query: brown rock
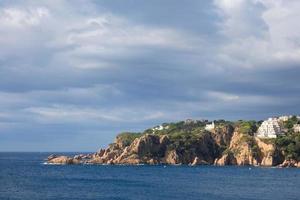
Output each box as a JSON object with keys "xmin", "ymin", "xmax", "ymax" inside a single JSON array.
[
  {"xmin": 72, "ymin": 158, "xmax": 81, "ymax": 164},
  {"xmin": 211, "ymin": 125, "xmax": 234, "ymax": 147},
  {"xmin": 107, "ymin": 159, "xmax": 114, "ymax": 165},
  {"xmin": 74, "ymin": 154, "xmax": 85, "ymax": 160},
  {"xmin": 116, "ymin": 154, "xmax": 143, "ymax": 165},
  {"xmin": 159, "ymin": 135, "xmax": 170, "ymax": 146},
  {"xmin": 87, "ymin": 157, "xmax": 105, "ymax": 164},
  {"xmin": 47, "ymin": 154, "xmax": 57, "ymax": 160},
  {"xmin": 255, "ymin": 138, "xmax": 276, "ymax": 166},
  {"xmin": 148, "ymin": 158, "xmax": 159, "ymax": 165},
  {"xmin": 214, "ymin": 153, "xmax": 237, "ymax": 166},
  {"xmin": 96, "ymin": 149, "xmax": 105, "ymax": 157},
  {"xmin": 227, "ymin": 131, "xmax": 258, "ymax": 165},
  {"xmin": 191, "ymin": 157, "xmax": 208, "ymax": 166},
  {"xmin": 279, "ymin": 159, "xmax": 298, "ymax": 168},
  {"xmin": 164, "ymin": 150, "xmax": 181, "ymax": 164},
  {"xmin": 129, "ymin": 134, "xmax": 161, "ymax": 156},
  {"xmin": 47, "ymin": 156, "xmax": 75, "ymax": 164}
]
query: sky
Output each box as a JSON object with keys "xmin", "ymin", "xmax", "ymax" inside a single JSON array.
[{"xmin": 0, "ymin": 0, "xmax": 300, "ymax": 151}]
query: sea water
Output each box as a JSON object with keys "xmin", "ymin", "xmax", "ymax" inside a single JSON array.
[{"xmin": 1, "ymin": 152, "xmax": 300, "ymax": 200}]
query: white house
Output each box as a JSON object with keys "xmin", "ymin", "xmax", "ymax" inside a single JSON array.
[
  {"xmin": 256, "ymin": 118, "xmax": 284, "ymax": 138},
  {"xmin": 152, "ymin": 125, "xmax": 169, "ymax": 133},
  {"xmin": 205, "ymin": 122, "xmax": 215, "ymax": 131},
  {"xmin": 294, "ymin": 124, "xmax": 300, "ymax": 133},
  {"xmin": 278, "ymin": 115, "xmax": 292, "ymax": 122}
]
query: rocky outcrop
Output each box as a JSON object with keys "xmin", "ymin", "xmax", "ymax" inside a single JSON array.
[
  {"xmin": 117, "ymin": 134, "xmax": 168, "ymax": 164},
  {"xmin": 228, "ymin": 131, "xmax": 259, "ymax": 165},
  {"xmin": 213, "ymin": 130, "xmax": 286, "ymax": 167},
  {"xmin": 211, "ymin": 125, "xmax": 234, "ymax": 147},
  {"xmin": 45, "ymin": 124, "xmax": 299, "ymax": 168},
  {"xmin": 191, "ymin": 157, "xmax": 208, "ymax": 166},
  {"xmin": 164, "ymin": 150, "xmax": 181, "ymax": 164},
  {"xmin": 214, "ymin": 130, "xmax": 258, "ymax": 166},
  {"xmin": 278, "ymin": 159, "xmax": 300, "ymax": 168},
  {"xmin": 47, "ymin": 155, "xmax": 79, "ymax": 165},
  {"xmin": 129, "ymin": 134, "xmax": 162, "ymax": 157},
  {"xmin": 255, "ymin": 138, "xmax": 283, "ymax": 166},
  {"xmin": 214, "ymin": 152, "xmax": 237, "ymax": 166},
  {"xmin": 86, "ymin": 134, "xmax": 171, "ymax": 165}
]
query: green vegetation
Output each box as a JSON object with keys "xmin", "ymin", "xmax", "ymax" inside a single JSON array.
[
  {"xmin": 275, "ymin": 133, "xmax": 300, "ymax": 160},
  {"xmin": 145, "ymin": 120, "xmax": 207, "ymax": 139},
  {"xmin": 235, "ymin": 120, "xmax": 258, "ymax": 135},
  {"xmin": 213, "ymin": 119, "xmax": 234, "ymax": 127},
  {"xmin": 251, "ymin": 144, "xmax": 260, "ymax": 158},
  {"xmin": 284, "ymin": 116, "xmax": 299, "ymax": 130},
  {"xmin": 116, "ymin": 132, "xmax": 143, "ymax": 147},
  {"xmin": 222, "ymin": 148, "xmax": 233, "ymax": 156},
  {"xmin": 240, "ymin": 134, "xmax": 253, "ymax": 144}
]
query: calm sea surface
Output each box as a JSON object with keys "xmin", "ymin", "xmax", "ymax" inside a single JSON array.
[{"xmin": 1, "ymin": 152, "xmax": 300, "ymax": 200}]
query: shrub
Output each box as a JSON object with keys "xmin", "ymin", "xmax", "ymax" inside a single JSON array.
[
  {"xmin": 236, "ymin": 120, "xmax": 258, "ymax": 135},
  {"xmin": 116, "ymin": 132, "xmax": 143, "ymax": 147},
  {"xmin": 275, "ymin": 133, "xmax": 300, "ymax": 160},
  {"xmin": 284, "ymin": 116, "xmax": 299, "ymax": 130}
]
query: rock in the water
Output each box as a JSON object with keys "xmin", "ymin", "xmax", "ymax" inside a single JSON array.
[
  {"xmin": 47, "ymin": 154, "xmax": 57, "ymax": 160},
  {"xmin": 191, "ymin": 157, "xmax": 208, "ymax": 166},
  {"xmin": 47, "ymin": 156, "xmax": 75, "ymax": 165},
  {"xmin": 279, "ymin": 159, "xmax": 298, "ymax": 168},
  {"xmin": 214, "ymin": 152, "xmax": 237, "ymax": 166}
]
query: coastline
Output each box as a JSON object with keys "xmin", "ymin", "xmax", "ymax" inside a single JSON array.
[{"xmin": 46, "ymin": 118, "xmax": 300, "ymax": 168}]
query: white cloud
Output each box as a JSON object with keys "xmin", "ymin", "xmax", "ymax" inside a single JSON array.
[
  {"xmin": 0, "ymin": 7, "xmax": 49, "ymax": 27},
  {"xmin": 56, "ymin": 15, "xmax": 196, "ymax": 69},
  {"xmin": 260, "ymin": 0, "xmax": 300, "ymax": 62},
  {"xmin": 0, "ymin": 4, "xmax": 198, "ymax": 72},
  {"xmin": 214, "ymin": 0, "xmax": 300, "ymax": 69}
]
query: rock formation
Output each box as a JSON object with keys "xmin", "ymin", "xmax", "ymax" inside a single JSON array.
[
  {"xmin": 45, "ymin": 120, "xmax": 300, "ymax": 168},
  {"xmin": 47, "ymin": 155, "xmax": 80, "ymax": 165},
  {"xmin": 279, "ymin": 159, "xmax": 300, "ymax": 168}
]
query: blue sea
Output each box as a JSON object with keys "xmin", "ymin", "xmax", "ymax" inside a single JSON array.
[{"xmin": 1, "ymin": 153, "xmax": 300, "ymax": 200}]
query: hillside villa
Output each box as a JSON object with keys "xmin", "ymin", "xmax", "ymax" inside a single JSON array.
[
  {"xmin": 205, "ymin": 122, "xmax": 215, "ymax": 131},
  {"xmin": 256, "ymin": 118, "xmax": 284, "ymax": 138},
  {"xmin": 294, "ymin": 124, "xmax": 300, "ymax": 133}
]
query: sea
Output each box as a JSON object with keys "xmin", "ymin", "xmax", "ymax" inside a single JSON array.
[{"xmin": 1, "ymin": 152, "xmax": 300, "ymax": 200}]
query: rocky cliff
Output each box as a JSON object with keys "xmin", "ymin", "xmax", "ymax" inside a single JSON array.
[{"xmin": 46, "ymin": 119, "xmax": 300, "ymax": 168}]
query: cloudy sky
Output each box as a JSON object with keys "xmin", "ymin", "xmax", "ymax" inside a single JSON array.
[{"xmin": 0, "ymin": 0, "xmax": 300, "ymax": 151}]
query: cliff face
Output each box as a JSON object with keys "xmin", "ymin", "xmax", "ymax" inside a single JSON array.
[
  {"xmin": 255, "ymin": 138, "xmax": 283, "ymax": 166},
  {"xmin": 46, "ymin": 121, "xmax": 298, "ymax": 167},
  {"xmin": 83, "ymin": 132, "xmax": 218, "ymax": 165},
  {"xmin": 214, "ymin": 130, "xmax": 284, "ymax": 166}
]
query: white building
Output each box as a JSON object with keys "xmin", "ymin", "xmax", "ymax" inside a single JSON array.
[
  {"xmin": 256, "ymin": 118, "xmax": 284, "ymax": 138},
  {"xmin": 294, "ymin": 124, "xmax": 300, "ymax": 133},
  {"xmin": 153, "ymin": 125, "xmax": 164, "ymax": 131},
  {"xmin": 205, "ymin": 122, "xmax": 215, "ymax": 131},
  {"xmin": 152, "ymin": 125, "xmax": 169, "ymax": 133},
  {"xmin": 278, "ymin": 115, "xmax": 292, "ymax": 122}
]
